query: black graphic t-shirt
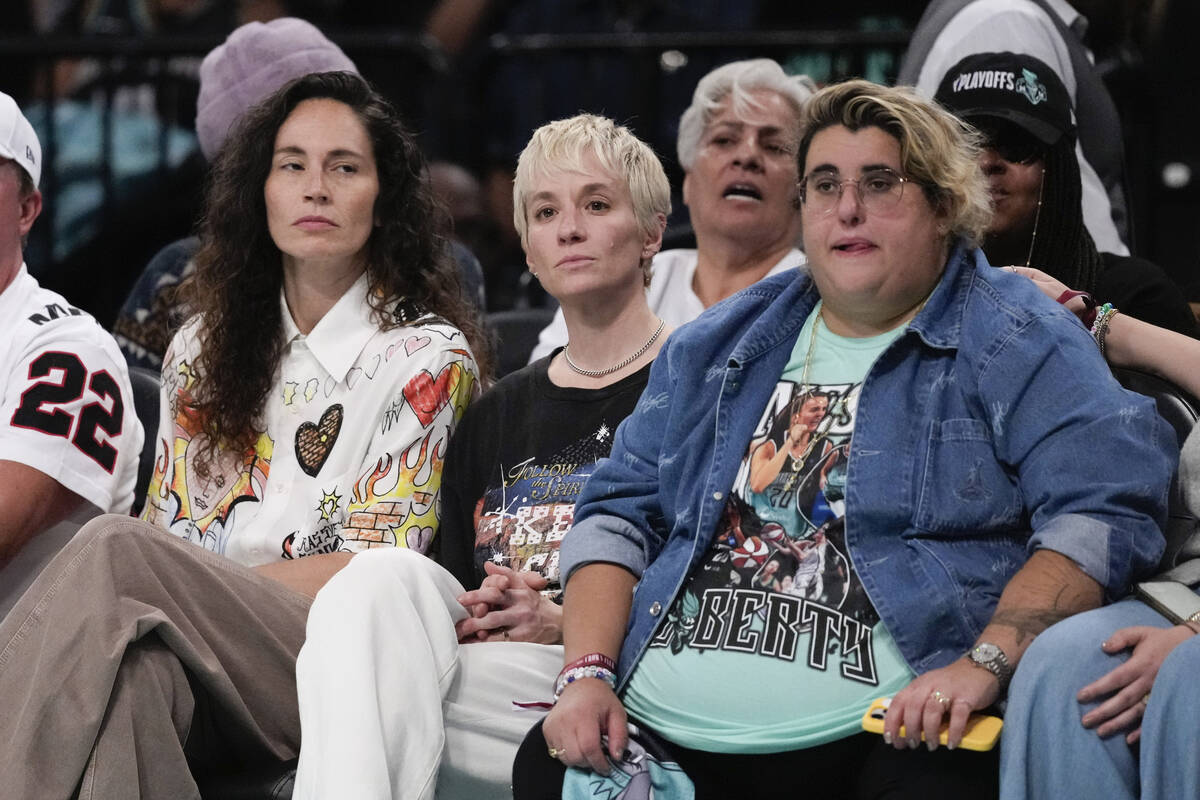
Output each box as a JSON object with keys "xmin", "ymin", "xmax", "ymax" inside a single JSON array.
[
  {"xmin": 436, "ymin": 352, "xmax": 651, "ymax": 592},
  {"xmin": 623, "ymin": 306, "xmax": 913, "ymax": 752}
]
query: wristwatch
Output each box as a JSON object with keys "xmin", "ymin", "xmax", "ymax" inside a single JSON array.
[{"xmin": 968, "ymin": 642, "xmax": 1014, "ymax": 693}]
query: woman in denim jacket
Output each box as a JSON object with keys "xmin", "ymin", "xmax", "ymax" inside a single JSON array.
[{"xmin": 515, "ymin": 80, "xmax": 1175, "ymax": 800}]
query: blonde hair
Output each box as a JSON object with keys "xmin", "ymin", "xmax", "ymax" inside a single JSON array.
[
  {"xmin": 798, "ymin": 80, "xmax": 992, "ymax": 246},
  {"xmin": 513, "ymin": 114, "xmax": 671, "ymax": 285}
]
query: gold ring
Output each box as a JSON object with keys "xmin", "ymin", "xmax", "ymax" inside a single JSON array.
[
  {"xmin": 502, "ymin": 629, "xmax": 511, "ymax": 641},
  {"xmin": 931, "ymin": 690, "xmax": 951, "ymax": 708},
  {"xmin": 548, "ymin": 746, "xmax": 563, "ymax": 759}
]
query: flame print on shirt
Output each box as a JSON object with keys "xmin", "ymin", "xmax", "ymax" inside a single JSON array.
[
  {"xmin": 288, "ymin": 355, "xmax": 476, "ymax": 558},
  {"xmin": 142, "ymin": 358, "xmax": 273, "ymax": 556}
]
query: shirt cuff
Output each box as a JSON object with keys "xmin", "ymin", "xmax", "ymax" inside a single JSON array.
[
  {"xmin": 560, "ymin": 514, "xmax": 651, "ymax": 586},
  {"xmin": 1028, "ymin": 511, "xmax": 1163, "ymax": 596}
]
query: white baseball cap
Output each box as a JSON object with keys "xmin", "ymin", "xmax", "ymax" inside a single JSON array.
[{"xmin": 0, "ymin": 91, "xmax": 41, "ymax": 188}]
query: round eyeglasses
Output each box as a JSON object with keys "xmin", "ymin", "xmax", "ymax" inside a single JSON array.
[{"xmin": 799, "ymin": 167, "xmax": 912, "ymax": 215}]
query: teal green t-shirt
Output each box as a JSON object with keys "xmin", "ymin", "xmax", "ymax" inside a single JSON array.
[{"xmin": 623, "ymin": 304, "xmax": 915, "ymax": 753}]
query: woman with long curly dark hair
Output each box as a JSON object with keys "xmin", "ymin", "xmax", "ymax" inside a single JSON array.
[
  {"xmin": 186, "ymin": 70, "xmax": 488, "ymax": 462},
  {"xmin": 0, "ymin": 72, "xmax": 482, "ymax": 797},
  {"xmin": 140, "ymin": 70, "xmax": 485, "ymax": 568}
]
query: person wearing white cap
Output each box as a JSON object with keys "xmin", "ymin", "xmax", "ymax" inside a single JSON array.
[{"xmin": 0, "ymin": 91, "xmax": 142, "ymax": 612}]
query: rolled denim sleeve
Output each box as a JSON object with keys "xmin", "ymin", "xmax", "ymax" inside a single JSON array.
[
  {"xmin": 980, "ymin": 312, "xmax": 1175, "ymax": 596},
  {"xmin": 560, "ymin": 347, "xmax": 678, "ymax": 585}
]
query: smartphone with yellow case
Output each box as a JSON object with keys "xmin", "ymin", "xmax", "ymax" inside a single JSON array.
[{"xmin": 861, "ymin": 696, "xmax": 1003, "ymax": 751}]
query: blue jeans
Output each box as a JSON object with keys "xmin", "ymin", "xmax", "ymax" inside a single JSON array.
[
  {"xmin": 1142, "ymin": 631, "xmax": 1200, "ymax": 799},
  {"xmin": 1000, "ymin": 598, "xmax": 1195, "ymax": 800}
]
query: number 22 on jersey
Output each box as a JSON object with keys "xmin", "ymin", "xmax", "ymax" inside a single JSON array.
[{"xmin": 11, "ymin": 351, "xmax": 125, "ymax": 472}]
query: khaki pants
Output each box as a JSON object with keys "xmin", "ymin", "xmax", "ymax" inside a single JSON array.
[{"xmin": 0, "ymin": 514, "xmax": 311, "ymax": 800}]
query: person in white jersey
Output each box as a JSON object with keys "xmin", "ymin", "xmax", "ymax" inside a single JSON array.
[{"xmin": 0, "ymin": 90, "xmax": 142, "ymax": 613}]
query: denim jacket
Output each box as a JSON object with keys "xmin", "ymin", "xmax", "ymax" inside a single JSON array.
[{"xmin": 561, "ymin": 243, "xmax": 1175, "ymax": 684}]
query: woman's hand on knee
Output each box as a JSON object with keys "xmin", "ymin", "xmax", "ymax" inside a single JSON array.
[
  {"xmin": 1078, "ymin": 624, "xmax": 1195, "ymax": 742},
  {"xmin": 543, "ymin": 679, "xmax": 627, "ymax": 774}
]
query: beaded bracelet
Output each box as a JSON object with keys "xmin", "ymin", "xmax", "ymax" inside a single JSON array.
[
  {"xmin": 553, "ymin": 665, "xmax": 617, "ymax": 700},
  {"xmin": 1089, "ymin": 303, "xmax": 1118, "ymax": 358},
  {"xmin": 559, "ymin": 652, "xmax": 617, "ymax": 677}
]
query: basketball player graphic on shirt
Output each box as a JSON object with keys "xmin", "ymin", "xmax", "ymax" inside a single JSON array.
[
  {"xmin": 746, "ymin": 390, "xmax": 832, "ymax": 512},
  {"xmin": 652, "ymin": 380, "xmax": 882, "ymax": 659}
]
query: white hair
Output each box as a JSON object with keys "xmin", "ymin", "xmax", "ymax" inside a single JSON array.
[{"xmin": 676, "ymin": 59, "xmax": 817, "ymax": 171}]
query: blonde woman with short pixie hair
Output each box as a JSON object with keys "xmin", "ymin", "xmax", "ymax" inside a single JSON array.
[
  {"xmin": 513, "ymin": 114, "xmax": 670, "ymax": 288},
  {"xmin": 293, "ymin": 113, "xmax": 671, "ymax": 800}
]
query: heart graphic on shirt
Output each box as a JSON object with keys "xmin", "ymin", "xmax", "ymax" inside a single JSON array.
[
  {"xmin": 347, "ymin": 354, "xmax": 382, "ymax": 389},
  {"xmin": 406, "ymin": 525, "xmax": 434, "ymax": 552},
  {"xmin": 295, "ymin": 404, "xmax": 344, "ymax": 477},
  {"xmin": 404, "ymin": 335, "xmax": 431, "ymax": 356},
  {"xmin": 402, "ymin": 364, "xmax": 456, "ymax": 427}
]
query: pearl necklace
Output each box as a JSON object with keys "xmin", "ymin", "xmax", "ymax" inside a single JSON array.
[{"xmin": 563, "ymin": 319, "xmax": 666, "ymax": 378}]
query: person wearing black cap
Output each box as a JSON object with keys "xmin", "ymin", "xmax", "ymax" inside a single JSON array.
[
  {"xmin": 934, "ymin": 51, "xmax": 1197, "ymax": 338},
  {"xmin": 899, "ymin": 0, "xmax": 1131, "ymax": 258}
]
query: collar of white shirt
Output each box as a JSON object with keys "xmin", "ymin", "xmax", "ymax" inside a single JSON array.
[{"xmin": 279, "ymin": 272, "xmax": 379, "ymax": 383}]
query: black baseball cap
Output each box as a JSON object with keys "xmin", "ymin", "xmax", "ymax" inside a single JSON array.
[{"xmin": 934, "ymin": 51, "xmax": 1075, "ymax": 146}]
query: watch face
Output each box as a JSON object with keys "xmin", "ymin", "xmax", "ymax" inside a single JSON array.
[{"xmin": 974, "ymin": 643, "xmax": 1000, "ymax": 661}]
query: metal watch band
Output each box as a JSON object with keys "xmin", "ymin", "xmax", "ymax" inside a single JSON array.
[{"xmin": 968, "ymin": 642, "xmax": 1014, "ymax": 692}]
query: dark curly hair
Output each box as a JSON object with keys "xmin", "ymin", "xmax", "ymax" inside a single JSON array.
[{"xmin": 187, "ymin": 71, "xmax": 489, "ymax": 460}]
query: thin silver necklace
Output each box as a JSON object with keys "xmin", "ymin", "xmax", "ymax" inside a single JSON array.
[{"xmin": 563, "ymin": 318, "xmax": 665, "ymax": 378}]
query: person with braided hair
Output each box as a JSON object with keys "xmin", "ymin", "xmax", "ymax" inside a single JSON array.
[{"xmin": 934, "ymin": 51, "xmax": 1197, "ymax": 337}]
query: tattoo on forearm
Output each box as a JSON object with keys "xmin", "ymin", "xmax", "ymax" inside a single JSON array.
[{"xmin": 990, "ymin": 609, "xmax": 1073, "ymax": 647}]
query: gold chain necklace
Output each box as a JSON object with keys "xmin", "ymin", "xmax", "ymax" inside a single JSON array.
[
  {"xmin": 1024, "ymin": 166, "xmax": 1046, "ymax": 268},
  {"xmin": 798, "ymin": 303, "xmax": 822, "ymax": 394},
  {"xmin": 781, "ymin": 306, "xmax": 831, "ymax": 493}
]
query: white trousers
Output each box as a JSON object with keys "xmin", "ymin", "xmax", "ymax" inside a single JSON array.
[{"xmin": 293, "ymin": 548, "xmax": 561, "ymax": 800}]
